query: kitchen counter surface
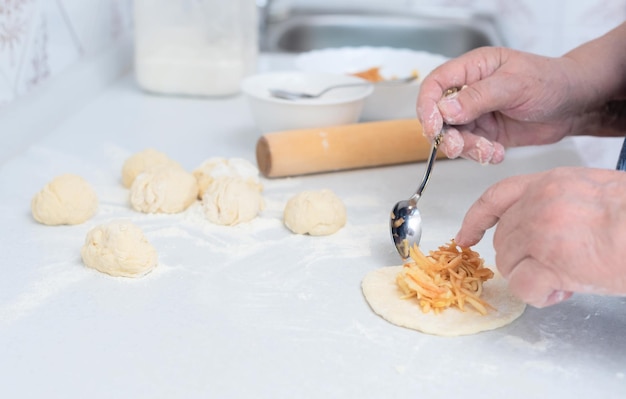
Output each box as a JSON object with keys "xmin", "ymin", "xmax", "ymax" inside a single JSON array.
[{"xmin": 1, "ymin": 54, "xmax": 625, "ymax": 398}]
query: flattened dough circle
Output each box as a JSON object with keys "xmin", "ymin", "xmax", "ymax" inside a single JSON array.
[{"xmin": 362, "ymin": 266, "xmax": 526, "ymax": 336}]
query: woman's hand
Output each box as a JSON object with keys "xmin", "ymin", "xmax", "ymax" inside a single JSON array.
[{"xmin": 455, "ymin": 167, "xmax": 626, "ymax": 307}]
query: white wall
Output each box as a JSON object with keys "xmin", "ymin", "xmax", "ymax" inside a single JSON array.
[
  {"xmin": 489, "ymin": 0, "xmax": 626, "ymax": 55},
  {"xmin": 0, "ymin": 0, "xmax": 133, "ymax": 109}
]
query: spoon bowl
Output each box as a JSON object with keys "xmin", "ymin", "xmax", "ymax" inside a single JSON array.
[{"xmin": 390, "ymin": 197, "xmax": 423, "ymax": 259}]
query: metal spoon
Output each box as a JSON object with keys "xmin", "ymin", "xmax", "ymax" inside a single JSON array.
[
  {"xmin": 268, "ymin": 75, "xmax": 417, "ymax": 100},
  {"xmin": 390, "ymin": 129, "xmax": 446, "ymax": 259}
]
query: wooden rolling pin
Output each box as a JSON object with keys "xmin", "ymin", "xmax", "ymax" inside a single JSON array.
[{"xmin": 256, "ymin": 119, "xmax": 446, "ymax": 178}]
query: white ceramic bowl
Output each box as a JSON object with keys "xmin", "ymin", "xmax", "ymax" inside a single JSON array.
[
  {"xmin": 295, "ymin": 47, "xmax": 449, "ymax": 121},
  {"xmin": 241, "ymin": 71, "xmax": 373, "ymax": 134}
]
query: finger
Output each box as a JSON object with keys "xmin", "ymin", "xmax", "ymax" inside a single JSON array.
[
  {"xmin": 417, "ymin": 94, "xmax": 444, "ymax": 142},
  {"xmin": 440, "ymin": 127, "xmax": 504, "ymax": 164},
  {"xmin": 439, "ymin": 128, "xmax": 464, "ymax": 159},
  {"xmin": 506, "ymin": 257, "xmax": 570, "ymax": 308},
  {"xmin": 437, "ymin": 66, "xmax": 529, "ymax": 126},
  {"xmin": 436, "ymin": 81, "xmax": 506, "ymax": 125},
  {"xmin": 454, "ymin": 174, "xmax": 537, "ymax": 247},
  {"xmin": 426, "ymin": 47, "xmax": 510, "ymax": 125},
  {"xmin": 459, "ymin": 132, "xmax": 497, "ymax": 164},
  {"xmin": 491, "ymin": 142, "xmax": 506, "ymax": 164},
  {"xmin": 417, "ymin": 51, "xmax": 489, "ymax": 141},
  {"xmin": 439, "ymin": 116, "xmax": 506, "ymax": 164}
]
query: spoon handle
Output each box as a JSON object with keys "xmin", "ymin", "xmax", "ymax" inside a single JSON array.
[
  {"xmin": 414, "ymin": 130, "xmax": 445, "ymax": 199},
  {"xmin": 314, "ymin": 81, "xmax": 372, "ymax": 97},
  {"xmin": 315, "ymin": 76, "xmax": 417, "ymax": 96}
]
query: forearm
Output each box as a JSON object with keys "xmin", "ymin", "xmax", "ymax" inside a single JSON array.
[
  {"xmin": 562, "ymin": 22, "xmax": 626, "ymax": 137},
  {"xmin": 563, "ymin": 22, "xmax": 626, "ymax": 102}
]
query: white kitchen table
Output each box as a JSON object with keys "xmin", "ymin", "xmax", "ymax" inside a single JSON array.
[{"xmin": 0, "ymin": 53, "xmax": 624, "ymax": 399}]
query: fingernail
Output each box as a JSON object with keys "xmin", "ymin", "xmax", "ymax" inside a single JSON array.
[
  {"xmin": 453, "ymin": 232, "xmax": 464, "ymax": 246},
  {"xmin": 442, "ymin": 129, "xmax": 463, "ymax": 158},
  {"xmin": 490, "ymin": 143, "xmax": 506, "ymax": 164},
  {"xmin": 466, "ymin": 137, "xmax": 494, "ymax": 164},
  {"xmin": 418, "ymin": 108, "xmax": 443, "ymax": 141},
  {"xmin": 438, "ymin": 97, "xmax": 463, "ymax": 123},
  {"xmin": 543, "ymin": 290, "xmax": 572, "ymax": 307}
]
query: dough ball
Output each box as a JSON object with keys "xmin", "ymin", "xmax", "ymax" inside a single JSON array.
[
  {"xmin": 130, "ymin": 165, "xmax": 198, "ymax": 214},
  {"xmin": 283, "ymin": 189, "xmax": 346, "ymax": 236},
  {"xmin": 193, "ymin": 157, "xmax": 260, "ymax": 199},
  {"xmin": 121, "ymin": 148, "xmax": 180, "ymax": 188},
  {"xmin": 202, "ymin": 177, "xmax": 264, "ymax": 225},
  {"xmin": 31, "ymin": 174, "xmax": 98, "ymax": 225},
  {"xmin": 81, "ymin": 221, "xmax": 157, "ymax": 278},
  {"xmin": 362, "ymin": 266, "xmax": 526, "ymax": 336}
]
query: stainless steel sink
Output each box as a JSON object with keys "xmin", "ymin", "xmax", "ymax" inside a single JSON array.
[{"xmin": 261, "ymin": 8, "xmax": 505, "ymax": 57}]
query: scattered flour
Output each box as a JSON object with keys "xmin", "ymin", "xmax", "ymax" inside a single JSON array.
[
  {"xmin": 500, "ymin": 334, "xmax": 552, "ymax": 352},
  {"xmin": 522, "ymin": 360, "xmax": 576, "ymax": 377},
  {"xmin": 0, "ymin": 262, "xmax": 88, "ymax": 324},
  {"xmin": 8, "ymin": 146, "xmax": 388, "ymax": 327}
]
